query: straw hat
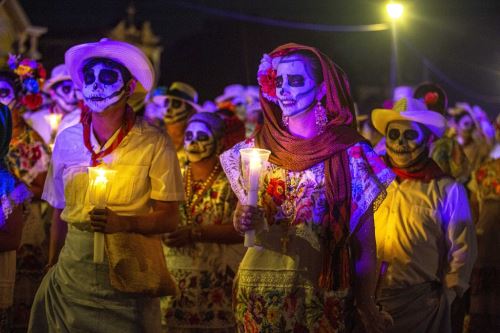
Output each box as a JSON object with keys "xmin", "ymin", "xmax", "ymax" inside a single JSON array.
[
  {"xmin": 372, "ymin": 98, "xmax": 446, "ymax": 138},
  {"xmin": 153, "ymin": 82, "xmax": 201, "ymax": 111},
  {"xmin": 65, "ymin": 38, "xmax": 154, "ymax": 104}
]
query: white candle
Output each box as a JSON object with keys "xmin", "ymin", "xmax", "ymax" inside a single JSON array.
[
  {"xmin": 45, "ymin": 114, "xmax": 62, "ymax": 145},
  {"xmin": 240, "ymin": 148, "xmax": 271, "ymax": 247},
  {"xmin": 88, "ymin": 168, "xmax": 112, "ymax": 263}
]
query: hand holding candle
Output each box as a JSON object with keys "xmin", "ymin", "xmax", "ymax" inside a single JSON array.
[
  {"xmin": 240, "ymin": 148, "xmax": 271, "ymax": 247},
  {"xmin": 88, "ymin": 167, "xmax": 116, "ymax": 263}
]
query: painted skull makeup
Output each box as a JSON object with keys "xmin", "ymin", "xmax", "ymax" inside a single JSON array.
[
  {"xmin": 184, "ymin": 121, "xmax": 216, "ymax": 162},
  {"xmin": 385, "ymin": 120, "xmax": 427, "ymax": 168},
  {"xmin": 164, "ymin": 97, "xmax": 192, "ymax": 124},
  {"xmin": 275, "ymin": 58, "xmax": 318, "ymax": 118},
  {"xmin": 81, "ymin": 63, "xmax": 125, "ymax": 113},
  {"xmin": 52, "ymin": 80, "xmax": 78, "ymax": 112},
  {"xmin": 457, "ymin": 114, "xmax": 474, "ymax": 138},
  {"xmin": 0, "ymin": 80, "xmax": 15, "ymax": 107}
]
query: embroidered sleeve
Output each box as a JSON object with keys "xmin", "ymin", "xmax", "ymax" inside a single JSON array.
[
  {"xmin": 348, "ymin": 142, "xmax": 395, "ymax": 233},
  {"xmin": 219, "ymin": 139, "xmax": 254, "ymax": 203}
]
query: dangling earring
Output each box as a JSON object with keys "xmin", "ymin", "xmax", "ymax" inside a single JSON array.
[
  {"xmin": 282, "ymin": 114, "xmax": 289, "ymax": 128},
  {"xmin": 314, "ymin": 101, "xmax": 328, "ymax": 133}
]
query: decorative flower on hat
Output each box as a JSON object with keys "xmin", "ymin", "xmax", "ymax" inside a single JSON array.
[
  {"xmin": 7, "ymin": 54, "xmax": 46, "ymax": 110},
  {"xmin": 424, "ymin": 92, "xmax": 439, "ymax": 107}
]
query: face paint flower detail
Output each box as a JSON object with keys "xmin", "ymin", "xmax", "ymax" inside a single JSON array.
[{"xmin": 82, "ymin": 63, "xmax": 125, "ymax": 113}]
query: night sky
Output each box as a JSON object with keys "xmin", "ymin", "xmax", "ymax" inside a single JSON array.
[{"xmin": 20, "ymin": 0, "xmax": 500, "ymax": 116}]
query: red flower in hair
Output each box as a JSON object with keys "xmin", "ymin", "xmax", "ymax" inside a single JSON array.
[
  {"xmin": 424, "ymin": 92, "xmax": 439, "ymax": 106},
  {"xmin": 22, "ymin": 93, "xmax": 43, "ymax": 110},
  {"xmin": 258, "ymin": 68, "xmax": 277, "ymax": 102},
  {"xmin": 37, "ymin": 64, "xmax": 47, "ymax": 80}
]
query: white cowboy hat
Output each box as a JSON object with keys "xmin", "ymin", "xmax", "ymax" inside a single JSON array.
[
  {"xmin": 215, "ymin": 84, "xmax": 245, "ymax": 104},
  {"xmin": 372, "ymin": 98, "xmax": 446, "ymax": 138},
  {"xmin": 65, "ymin": 38, "xmax": 154, "ymax": 105},
  {"xmin": 152, "ymin": 81, "xmax": 201, "ymax": 111},
  {"xmin": 43, "ymin": 64, "xmax": 72, "ymax": 92}
]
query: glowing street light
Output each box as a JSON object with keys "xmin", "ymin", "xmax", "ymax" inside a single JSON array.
[
  {"xmin": 386, "ymin": 3, "xmax": 404, "ymax": 20},
  {"xmin": 386, "ymin": 2, "xmax": 404, "ymax": 91}
]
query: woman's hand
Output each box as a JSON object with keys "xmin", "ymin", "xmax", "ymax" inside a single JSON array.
[
  {"xmin": 233, "ymin": 202, "xmax": 265, "ymax": 234},
  {"xmin": 357, "ymin": 303, "xmax": 393, "ymax": 333},
  {"xmin": 89, "ymin": 208, "xmax": 126, "ymax": 233}
]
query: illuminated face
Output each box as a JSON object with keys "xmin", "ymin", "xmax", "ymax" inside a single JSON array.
[
  {"xmin": 0, "ymin": 80, "xmax": 15, "ymax": 107},
  {"xmin": 385, "ymin": 120, "xmax": 427, "ymax": 168},
  {"xmin": 184, "ymin": 121, "xmax": 215, "ymax": 162},
  {"xmin": 275, "ymin": 58, "xmax": 318, "ymax": 118},
  {"xmin": 51, "ymin": 80, "xmax": 78, "ymax": 113},
  {"xmin": 164, "ymin": 97, "xmax": 192, "ymax": 124},
  {"xmin": 82, "ymin": 63, "xmax": 125, "ymax": 113}
]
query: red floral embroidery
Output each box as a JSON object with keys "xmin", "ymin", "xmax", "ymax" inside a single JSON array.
[{"xmin": 266, "ymin": 178, "xmax": 286, "ymax": 205}]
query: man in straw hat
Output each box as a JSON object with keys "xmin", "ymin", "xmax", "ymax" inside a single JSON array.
[
  {"xmin": 371, "ymin": 98, "xmax": 477, "ymax": 333},
  {"xmin": 28, "ymin": 39, "xmax": 184, "ymax": 332},
  {"xmin": 153, "ymin": 81, "xmax": 200, "ymax": 168}
]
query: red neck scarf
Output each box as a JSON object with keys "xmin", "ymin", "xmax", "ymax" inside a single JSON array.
[
  {"xmin": 255, "ymin": 43, "xmax": 366, "ymax": 290},
  {"xmin": 390, "ymin": 157, "xmax": 447, "ymax": 183},
  {"xmin": 81, "ymin": 105, "xmax": 135, "ymax": 166}
]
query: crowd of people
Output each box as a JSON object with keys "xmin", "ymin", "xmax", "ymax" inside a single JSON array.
[{"xmin": 0, "ymin": 37, "xmax": 498, "ymax": 333}]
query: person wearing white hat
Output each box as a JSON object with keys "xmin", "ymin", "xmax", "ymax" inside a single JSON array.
[
  {"xmin": 28, "ymin": 39, "xmax": 184, "ymax": 333},
  {"xmin": 24, "ymin": 64, "xmax": 82, "ymax": 145},
  {"xmin": 153, "ymin": 81, "xmax": 200, "ymax": 168},
  {"xmin": 371, "ymin": 98, "xmax": 477, "ymax": 333}
]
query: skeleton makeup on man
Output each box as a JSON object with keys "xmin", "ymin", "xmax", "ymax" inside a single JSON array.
[
  {"xmin": 385, "ymin": 120, "xmax": 429, "ymax": 168},
  {"xmin": 50, "ymin": 80, "xmax": 79, "ymax": 113},
  {"xmin": 275, "ymin": 54, "xmax": 322, "ymax": 118},
  {"xmin": 81, "ymin": 59, "xmax": 131, "ymax": 113},
  {"xmin": 164, "ymin": 97, "xmax": 193, "ymax": 124},
  {"xmin": 0, "ymin": 80, "xmax": 16, "ymax": 108},
  {"xmin": 184, "ymin": 121, "xmax": 216, "ymax": 163}
]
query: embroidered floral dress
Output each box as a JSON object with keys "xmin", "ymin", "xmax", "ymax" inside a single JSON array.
[
  {"xmin": 161, "ymin": 167, "xmax": 244, "ymax": 332},
  {"xmin": 6, "ymin": 122, "xmax": 50, "ymax": 331},
  {"xmin": 220, "ymin": 139, "xmax": 394, "ymax": 333}
]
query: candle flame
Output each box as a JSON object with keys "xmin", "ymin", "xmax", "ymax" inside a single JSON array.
[{"xmin": 45, "ymin": 114, "xmax": 62, "ymax": 131}]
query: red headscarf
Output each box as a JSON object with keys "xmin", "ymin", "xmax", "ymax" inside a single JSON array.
[{"xmin": 255, "ymin": 43, "xmax": 366, "ymax": 290}]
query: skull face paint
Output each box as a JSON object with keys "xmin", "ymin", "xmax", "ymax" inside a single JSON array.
[
  {"xmin": 0, "ymin": 80, "xmax": 15, "ymax": 107},
  {"xmin": 164, "ymin": 97, "xmax": 192, "ymax": 124},
  {"xmin": 52, "ymin": 80, "xmax": 78, "ymax": 113},
  {"xmin": 457, "ymin": 113, "xmax": 475, "ymax": 144},
  {"xmin": 81, "ymin": 63, "xmax": 125, "ymax": 113},
  {"xmin": 275, "ymin": 58, "xmax": 318, "ymax": 118},
  {"xmin": 184, "ymin": 121, "xmax": 215, "ymax": 163},
  {"xmin": 385, "ymin": 120, "xmax": 427, "ymax": 168}
]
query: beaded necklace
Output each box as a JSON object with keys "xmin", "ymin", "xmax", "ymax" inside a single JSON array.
[{"xmin": 184, "ymin": 161, "xmax": 221, "ymax": 223}]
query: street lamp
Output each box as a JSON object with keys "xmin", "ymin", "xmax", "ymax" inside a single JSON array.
[{"xmin": 386, "ymin": 2, "xmax": 404, "ymax": 92}]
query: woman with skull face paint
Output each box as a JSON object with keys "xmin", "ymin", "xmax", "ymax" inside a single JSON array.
[
  {"xmin": 220, "ymin": 43, "xmax": 395, "ymax": 333},
  {"xmin": 371, "ymin": 98, "xmax": 477, "ymax": 333},
  {"xmin": 0, "ymin": 66, "xmax": 51, "ymax": 331},
  {"xmin": 28, "ymin": 39, "xmax": 185, "ymax": 333},
  {"xmin": 161, "ymin": 112, "xmax": 244, "ymax": 332}
]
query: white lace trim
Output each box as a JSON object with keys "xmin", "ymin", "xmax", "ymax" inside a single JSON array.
[{"xmin": 0, "ymin": 183, "xmax": 32, "ymax": 228}]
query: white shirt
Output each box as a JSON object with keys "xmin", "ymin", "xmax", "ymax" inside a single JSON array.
[
  {"xmin": 375, "ymin": 177, "xmax": 477, "ymax": 295},
  {"xmin": 42, "ymin": 117, "xmax": 185, "ymax": 223}
]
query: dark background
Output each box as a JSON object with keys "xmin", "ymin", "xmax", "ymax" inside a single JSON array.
[{"xmin": 20, "ymin": 0, "xmax": 500, "ymax": 116}]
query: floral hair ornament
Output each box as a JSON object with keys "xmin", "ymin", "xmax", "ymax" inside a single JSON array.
[
  {"xmin": 7, "ymin": 54, "xmax": 47, "ymax": 110},
  {"xmin": 424, "ymin": 91, "xmax": 439, "ymax": 107},
  {"xmin": 256, "ymin": 49, "xmax": 297, "ymax": 103}
]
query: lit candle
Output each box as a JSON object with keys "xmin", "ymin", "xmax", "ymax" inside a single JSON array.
[
  {"xmin": 240, "ymin": 148, "xmax": 271, "ymax": 247},
  {"xmin": 45, "ymin": 113, "xmax": 62, "ymax": 144},
  {"xmin": 88, "ymin": 167, "xmax": 115, "ymax": 263}
]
